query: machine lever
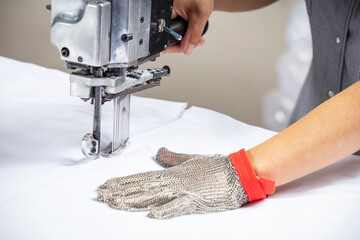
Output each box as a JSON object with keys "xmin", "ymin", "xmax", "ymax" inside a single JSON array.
[{"xmin": 163, "ymin": 26, "xmax": 182, "ymax": 41}]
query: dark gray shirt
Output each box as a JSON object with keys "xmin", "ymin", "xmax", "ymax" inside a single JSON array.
[{"xmin": 290, "ymin": 0, "xmax": 360, "ymax": 123}]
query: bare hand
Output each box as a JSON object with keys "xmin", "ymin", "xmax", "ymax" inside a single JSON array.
[{"xmin": 163, "ymin": 0, "xmax": 214, "ymax": 55}]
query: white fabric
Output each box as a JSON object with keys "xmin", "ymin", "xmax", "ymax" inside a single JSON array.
[
  {"xmin": 1, "ymin": 57, "xmax": 359, "ymax": 240},
  {"xmin": 0, "ymin": 57, "xmax": 187, "ymax": 204}
]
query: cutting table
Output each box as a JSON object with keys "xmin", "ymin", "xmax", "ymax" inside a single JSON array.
[{"xmin": 0, "ymin": 57, "xmax": 359, "ymax": 240}]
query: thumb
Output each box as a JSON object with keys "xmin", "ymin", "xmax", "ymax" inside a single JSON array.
[{"xmin": 155, "ymin": 147, "xmax": 200, "ymax": 167}]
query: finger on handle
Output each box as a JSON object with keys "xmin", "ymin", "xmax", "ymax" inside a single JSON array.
[{"xmin": 181, "ymin": 14, "xmax": 208, "ymax": 55}]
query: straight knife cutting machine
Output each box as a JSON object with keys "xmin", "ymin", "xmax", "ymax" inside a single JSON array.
[{"xmin": 49, "ymin": 0, "xmax": 202, "ymax": 157}]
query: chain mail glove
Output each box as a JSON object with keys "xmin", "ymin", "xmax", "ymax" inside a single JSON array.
[{"xmin": 98, "ymin": 148, "xmax": 275, "ymax": 219}]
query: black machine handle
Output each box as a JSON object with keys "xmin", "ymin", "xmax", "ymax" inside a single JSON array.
[{"xmin": 168, "ymin": 17, "xmax": 209, "ymax": 46}]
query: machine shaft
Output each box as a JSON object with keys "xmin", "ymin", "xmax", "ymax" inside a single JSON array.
[
  {"xmin": 112, "ymin": 94, "xmax": 130, "ymax": 154},
  {"xmin": 93, "ymin": 86, "xmax": 102, "ymax": 143}
]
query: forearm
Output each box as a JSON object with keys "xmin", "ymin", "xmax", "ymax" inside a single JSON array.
[
  {"xmin": 214, "ymin": 0, "xmax": 278, "ymax": 12},
  {"xmin": 247, "ymin": 81, "xmax": 360, "ymax": 186}
]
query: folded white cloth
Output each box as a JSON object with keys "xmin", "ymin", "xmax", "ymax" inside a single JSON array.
[
  {"xmin": 0, "ymin": 57, "xmax": 187, "ymax": 204},
  {"xmin": 1, "ymin": 57, "xmax": 359, "ymax": 240}
]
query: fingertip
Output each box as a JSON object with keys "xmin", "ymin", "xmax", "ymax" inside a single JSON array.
[
  {"xmin": 180, "ymin": 41, "xmax": 188, "ymax": 53},
  {"xmin": 171, "ymin": 11, "xmax": 178, "ymax": 20},
  {"xmin": 184, "ymin": 50, "xmax": 192, "ymax": 56},
  {"xmin": 184, "ymin": 43, "xmax": 195, "ymax": 55},
  {"xmin": 196, "ymin": 38, "xmax": 205, "ymax": 47},
  {"xmin": 156, "ymin": 147, "xmax": 168, "ymax": 157},
  {"xmin": 164, "ymin": 45, "xmax": 183, "ymax": 54},
  {"xmin": 147, "ymin": 209, "xmax": 168, "ymax": 219}
]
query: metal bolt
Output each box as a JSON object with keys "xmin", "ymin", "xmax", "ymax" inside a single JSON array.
[
  {"xmin": 140, "ymin": 17, "xmax": 144, "ymax": 23},
  {"xmin": 139, "ymin": 39, "xmax": 143, "ymax": 45},
  {"xmin": 61, "ymin": 47, "xmax": 70, "ymax": 57},
  {"xmin": 336, "ymin": 36, "xmax": 341, "ymax": 44},
  {"xmin": 328, "ymin": 90, "xmax": 335, "ymax": 97},
  {"xmin": 77, "ymin": 56, "xmax": 83, "ymax": 62},
  {"xmin": 158, "ymin": 19, "xmax": 166, "ymax": 32},
  {"xmin": 121, "ymin": 34, "xmax": 133, "ymax": 42},
  {"xmin": 91, "ymin": 141, "xmax": 97, "ymax": 147}
]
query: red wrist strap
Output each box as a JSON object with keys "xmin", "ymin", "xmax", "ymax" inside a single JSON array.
[{"xmin": 229, "ymin": 149, "xmax": 275, "ymax": 202}]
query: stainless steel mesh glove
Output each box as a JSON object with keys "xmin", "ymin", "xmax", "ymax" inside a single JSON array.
[{"xmin": 98, "ymin": 148, "xmax": 275, "ymax": 219}]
